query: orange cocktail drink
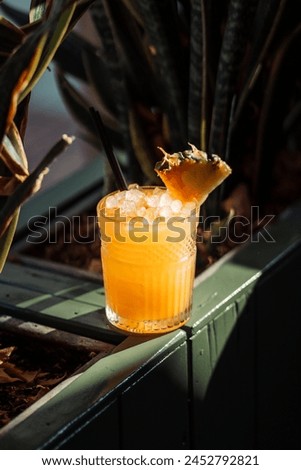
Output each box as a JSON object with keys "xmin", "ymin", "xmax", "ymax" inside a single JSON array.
[{"xmin": 97, "ymin": 186, "xmax": 197, "ymax": 334}]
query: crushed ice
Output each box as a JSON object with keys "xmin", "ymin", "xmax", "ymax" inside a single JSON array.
[{"xmin": 105, "ymin": 187, "xmax": 195, "ymax": 220}]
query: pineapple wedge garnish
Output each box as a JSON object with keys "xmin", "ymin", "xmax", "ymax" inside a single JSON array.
[{"xmin": 155, "ymin": 144, "xmax": 232, "ymax": 205}]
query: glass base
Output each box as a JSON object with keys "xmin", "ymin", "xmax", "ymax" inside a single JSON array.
[{"xmin": 106, "ymin": 305, "xmax": 191, "ymax": 334}]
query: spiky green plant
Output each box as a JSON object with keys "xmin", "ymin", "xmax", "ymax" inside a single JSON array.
[
  {"xmin": 6, "ymin": 0, "xmax": 301, "ymax": 268},
  {"xmin": 0, "ymin": 0, "xmax": 95, "ymax": 271},
  {"xmin": 52, "ymin": 0, "xmax": 301, "ymax": 215}
]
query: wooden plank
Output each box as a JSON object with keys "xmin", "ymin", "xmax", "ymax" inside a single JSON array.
[
  {"xmin": 190, "ymin": 297, "xmax": 256, "ymax": 449},
  {"xmin": 120, "ymin": 338, "xmax": 190, "ymax": 449},
  {"xmin": 256, "ymin": 246, "xmax": 301, "ymax": 449},
  {"xmin": 0, "ymin": 283, "xmax": 99, "ymax": 319},
  {"xmin": 0, "ymin": 283, "xmax": 122, "ymax": 344},
  {"xmin": 214, "ymin": 303, "xmax": 237, "ymax": 359},
  {"xmin": 57, "ymin": 401, "xmax": 120, "ymax": 450},
  {"xmin": 190, "ymin": 259, "xmax": 260, "ymax": 333},
  {"xmin": 0, "ymin": 314, "xmax": 113, "ymax": 354},
  {"xmin": 1, "ymin": 261, "xmax": 103, "ymax": 307}
]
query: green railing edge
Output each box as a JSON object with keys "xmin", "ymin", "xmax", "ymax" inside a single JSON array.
[{"xmin": 0, "ymin": 329, "xmax": 186, "ymax": 450}]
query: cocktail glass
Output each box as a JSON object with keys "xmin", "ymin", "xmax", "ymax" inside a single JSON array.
[{"xmin": 97, "ymin": 186, "xmax": 197, "ymax": 334}]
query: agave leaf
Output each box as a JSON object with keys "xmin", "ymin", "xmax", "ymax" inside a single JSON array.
[
  {"xmin": 233, "ymin": 0, "xmax": 289, "ymax": 128},
  {"xmin": 0, "ymin": 175, "xmax": 27, "ymax": 196},
  {"xmin": 0, "ymin": 4, "xmax": 29, "ymax": 25},
  {"xmin": 66, "ymin": 0, "xmax": 96, "ymax": 33},
  {"xmin": 4, "ymin": 0, "xmax": 95, "ymax": 26},
  {"xmin": 128, "ymin": 108, "xmax": 158, "ymax": 183},
  {"xmin": 0, "ymin": 134, "xmax": 75, "ymax": 239},
  {"xmin": 29, "ymin": 0, "xmax": 48, "ymax": 23},
  {"xmin": 120, "ymin": 0, "xmax": 144, "ymax": 26},
  {"xmin": 55, "ymin": 70, "xmax": 123, "ymax": 148},
  {"xmin": 133, "ymin": 0, "xmax": 187, "ymax": 149},
  {"xmin": 20, "ymin": 2, "xmax": 95, "ymax": 99},
  {"xmin": 1, "ymin": 4, "xmax": 94, "ymax": 81},
  {"xmin": 102, "ymin": 0, "xmax": 156, "ymax": 105},
  {"xmin": 56, "ymin": 70, "xmax": 118, "ymax": 131},
  {"xmin": 53, "ymin": 31, "xmax": 94, "ymax": 81},
  {"xmin": 81, "ymin": 47, "xmax": 119, "ymax": 117},
  {"xmin": 1, "ymin": 123, "xmax": 29, "ymax": 177},
  {"xmin": 91, "ymin": 1, "xmax": 132, "ymax": 156},
  {"xmin": 0, "ymin": 17, "xmax": 25, "ymax": 55},
  {"xmin": 90, "ymin": 1, "xmax": 128, "ymax": 107},
  {"xmin": 18, "ymin": 2, "xmax": 77, "ymax": 102},
  {"xmin": 13, "ymin": 93, "xmax": 31, "ymax": 141},
  {"xmin": 208, "ymin": 0, "xmax": 258, "ymax": 157},
  {"xmin": 0, "ymin": 208, "xmax": 19, "ymax": 273},
  {"xmin": 188, "ymin": 0, "xmax": 207, "ymax": 149},
  {"xmin": 0, "ymin": 32, "xmax": 47, "ymax": 149},
  {"xmin": 253, "ymin": 23, "xmax": 301, "ymax": 204}
]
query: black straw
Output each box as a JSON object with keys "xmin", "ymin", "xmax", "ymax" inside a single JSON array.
[{"xmin": 89, "ymin": 107, "xmax": 128, "ymax": 191}]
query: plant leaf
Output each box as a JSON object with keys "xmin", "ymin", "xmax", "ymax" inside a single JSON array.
[
  {"xmin": 19, "ymin": 2, "xmax": 77, "ymax": 102},
  {"xmin": 120, "ymin": 0, "xmax": 144, "ymax": 26},
  {"xmin": 0, "ymin": 208, "xmax": 19, "ymax": 272},
  {"xmin": 0, "ymin": 16, "xmax": 25, "ymax": 55},
  {"xmin": 90, "ymin": 1, "xmax": 132, "ymax": 154},
  {"xmin": 55, "ymin": 70, "xmax": 123, "ymax": 148},
  {"xmin": 52, "ymin": 31, "xmax": 94, "ymax": 81},
  {"xmin": 66, "ymin": 0, "xmax": 96, "ymax": 33},
  {"xmin": 0, "ymin": 31, "xmax": 47, "ymax": 148},
  {"xmin": 1, "ymin": 4, "xmax": 93, "ymax": 81},
  {"xmin": 81, "ymin": 48, "xmax": 119, "ymax": 117},
  {"xmin": 0, "ymin": 123, "xmax": 29, "ymax": 177},
  {"xmin": 208, "ymin": 0, "xmax": 258, "ymax": 157},
  {"xmin": 188, "ymin": 0, "xmax": 207, "ymax": 149},
  {"xmin": 232, "ymin": 0, "xmax": 289, "ymax": 128},
  {"xmin": 128, "ymin": 107, "xmax": 158, "ymax": 183},
  {"xmin": 133, "ymin": 0, "xmax": 187, "ymax": 149},
  {"xmin": 0, "ymin": 175, "xmax": 27, "ymax": 196},
  {"xmin": 29, "ymin": 0, "xmax": 49, "ymax": 23},
  {"xmin": 101, "ymin": 0, "xmax": 156, "ymax": 105},
  {"xmin": 253, "ymin": 23, "xmax": 301, "ymax": 204},
  {"xmin": 0, "ymin": 134, "xmax": 75, "ymax": 239}
]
